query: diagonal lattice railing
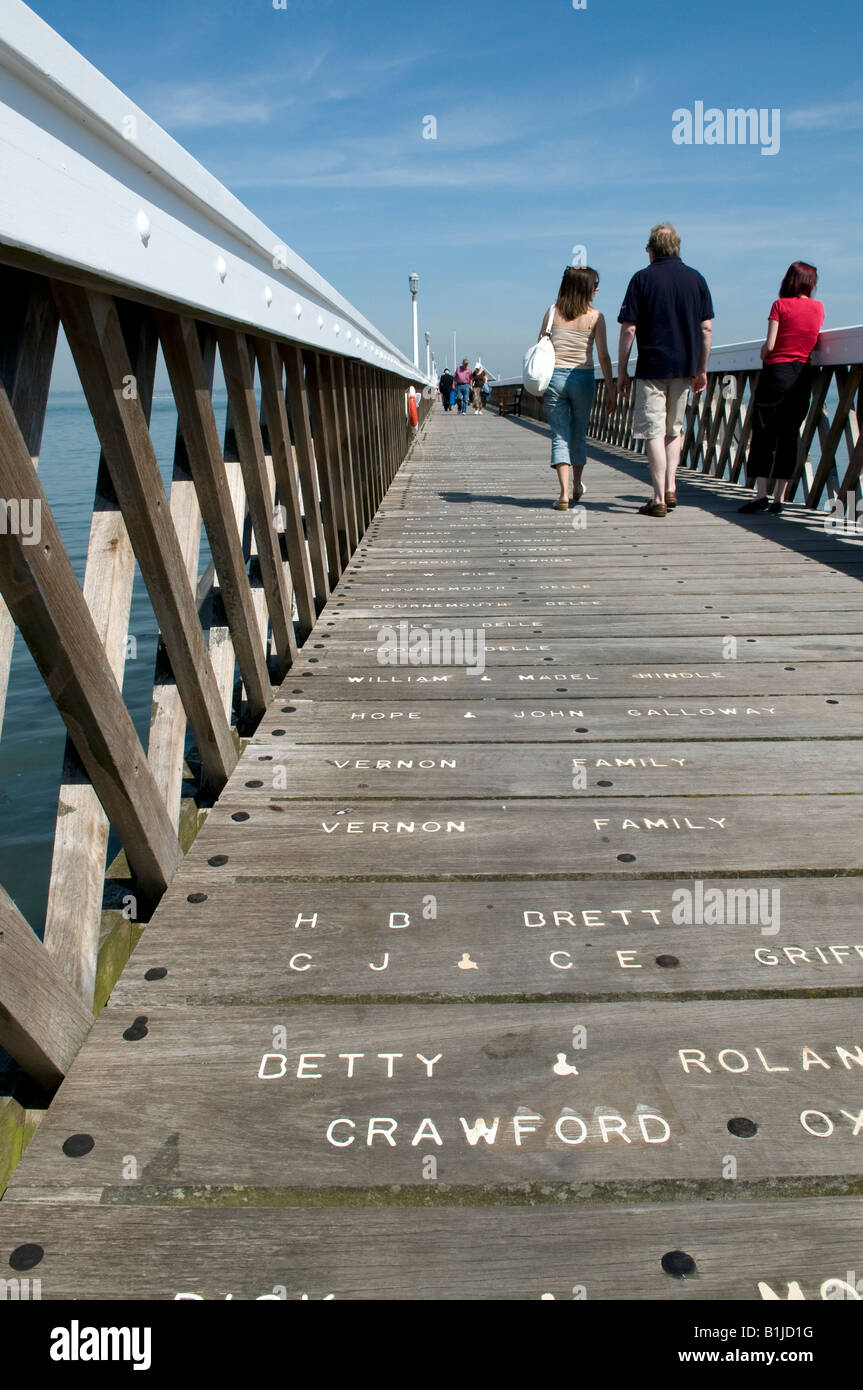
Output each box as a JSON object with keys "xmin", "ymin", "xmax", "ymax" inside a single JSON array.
[{"xmin": 0, "ymin": 2, "xmax": 430, "ymax": 1090}]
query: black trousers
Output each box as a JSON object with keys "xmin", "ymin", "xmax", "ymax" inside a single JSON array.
[{"xmin": 745, "ymin": 361, "xmax": 813, "ymax": 483}]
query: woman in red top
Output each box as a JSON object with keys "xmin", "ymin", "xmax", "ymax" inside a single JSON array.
[{"xmin": 739, "ymin": 262, "xmax": 824, "ymax": 513}]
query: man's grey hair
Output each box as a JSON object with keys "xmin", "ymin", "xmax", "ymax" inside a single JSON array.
[{"xmin": 647, "ymin": 223, "xmax": 681, "ymax": 258}]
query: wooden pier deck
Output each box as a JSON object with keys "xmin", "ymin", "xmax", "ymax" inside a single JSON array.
[{"xmin": 4, "ymin": 408, "xmax": 863, "ymax": 1301}]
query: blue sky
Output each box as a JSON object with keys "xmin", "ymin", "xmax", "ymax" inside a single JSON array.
[{"xmin": 28, "ymin": 0, "xmax": 863, "ymax": 381}]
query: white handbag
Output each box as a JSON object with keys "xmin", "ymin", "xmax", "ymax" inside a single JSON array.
[{"xmin": 522, "ymin": 304, "xmax": 556, "ymax": 396}]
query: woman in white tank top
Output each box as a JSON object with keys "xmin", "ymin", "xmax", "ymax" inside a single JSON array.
[{"xmin": 540, "ymin": 267, "xmax": 616, "ymax": 509}]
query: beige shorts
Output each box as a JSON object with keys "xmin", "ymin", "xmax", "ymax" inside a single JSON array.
[{"xmin": 633, "ymin": 378, "xmax": 690, "ymax": 440}]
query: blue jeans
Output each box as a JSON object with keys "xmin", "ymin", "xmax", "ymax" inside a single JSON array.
[
  {"xmin": 544, "ymin": 366, "xmax": 595, "ymax": 470},
  {"xmin": 456, "ymin": 384, "xmax": 470, "ymax": 413}
]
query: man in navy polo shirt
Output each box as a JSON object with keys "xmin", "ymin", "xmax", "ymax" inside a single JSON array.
[{"xmin": 617, "ymin": 225, "xmax": 714, "ymax": 516}]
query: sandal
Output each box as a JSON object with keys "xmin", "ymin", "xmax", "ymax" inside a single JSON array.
[{"xmin": 552, "ymin": 500, "xmax": 569, "ymax": 511}]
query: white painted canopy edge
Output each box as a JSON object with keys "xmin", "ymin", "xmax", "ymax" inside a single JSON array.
[{"xmin": 0, "ymin": 0, "xmax": 426, "ymax": 379}]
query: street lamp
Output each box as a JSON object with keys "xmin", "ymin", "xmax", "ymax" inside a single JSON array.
[
  {"xmin": 424, "ymin": 330, "xmax": 430, "ymax": 379},
  {"xmin": 409, "ymin": 273, "xmax": 419, "ymax": 368}
]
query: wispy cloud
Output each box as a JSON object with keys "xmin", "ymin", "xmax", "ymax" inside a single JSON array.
[{"xmin": 785, "ymin": 100, "xmax": 863, "ymax": 131}]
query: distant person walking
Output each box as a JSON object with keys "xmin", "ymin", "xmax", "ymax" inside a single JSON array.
[
  {"xmin": 542, "ymin": 266, "xmax": 616, "ymax": 510},
  {"xmin": 471, "ymin": 362, "xmax": 489, "ymax": 413},
  {"xmin": 438, "ymin": 366, "xmax": 454, "ymax": 411},
  {"xmin": 739, "ymin": 262, "xmax": 824, "ymax": 515},
  {"xmin": 617, "ymin": 224, "xmax": 714, "ymax": 517},
  {"xmin": 453, "ymin": 359, "xmax": 472, "ymax": 414}
]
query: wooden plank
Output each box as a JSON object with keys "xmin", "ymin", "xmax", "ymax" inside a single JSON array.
[
  {"xmin": 8, "ymin": 1000, "xmax": 863, "ymax": 1194},
  {"xmin": 0, "ymin": 887, "xmax": 94, "ymax": 1088},
  {"xmin": 256, "ymin": 694, "xmax": 863, "ymax": 743},
  {"xmin": 318, "ymin": 608, "xmax": 863, "ymax": 636},
  {"xmin": 43, "ymin": 303, "xmax": 158, "ymax": 1002},
  {"xmin": 52, "ymin": 284, "xmax": 236, "ymax": 790},
  {"xmin": 302, "ymin": 636, "xmax": 863, "ymax": 666},
  {"xmin": 0, "ymin": 269, "xmax": 58, "ymax": 737},
  {"xmin": 0, "ymin": 1197, "xmax": 860, "ymax": 1300},
  {"xmin": 173, "ymin": 791, "xmax": 863, "ymax": 878},
  {"xmin": 216, "ymin": 329, "xmax": 297, "ymax": 674},
  {"xmin": 287, "ymin": 661, "xmax": 863, "ymax": 697},
  {"xmin": 219, "ymin": 738, "xmax": 863, "ymax": 798},
  {"xmin": 281, "ymin": 343, "xmax": 330, "ymax": 608},
  {"xmin": 0, "ymin": 383, "xmax": 182, "ymax": 901},
  {"xmin": 111, "ymin": 875, "xmax": 863, "ymax": 1006},
  {"xmin": 253, "ymin": 337, "xmax": 317, "ymax": 640}
]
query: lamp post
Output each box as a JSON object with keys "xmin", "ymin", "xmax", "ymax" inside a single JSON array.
[
  {"xmin": 424, "ymin": 330, "xmax": 430, "ymax": 379},
  {"xmin": 409, "ymin": 273, "xmax": 419, "ymax": 368}
]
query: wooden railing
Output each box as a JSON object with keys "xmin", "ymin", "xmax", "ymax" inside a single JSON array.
[
  {"xmin": 491, "ymin": 327, "xmax": 863, "ymax": 510},
  {"xmin": 0, "ymin": 2, "xmax": 430, "ymax": 1094}
]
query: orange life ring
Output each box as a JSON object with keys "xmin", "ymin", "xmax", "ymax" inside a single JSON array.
[{"xmin": 407, "ymin": 393, "xmax": 418, "ymax": 427}]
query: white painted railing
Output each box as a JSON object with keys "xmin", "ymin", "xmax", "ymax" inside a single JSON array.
[{"xmin": 0, "ymin": 0, "xmax": 424, "ymax": 380}]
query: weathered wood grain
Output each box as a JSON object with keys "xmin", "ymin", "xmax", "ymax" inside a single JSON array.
[
  {"xmin": 6, "ymin": 1001, "xmax": 863, "ymax": 1194},
  {"xmin": 110, "ymin": 877, "xmax": 863, "ymax": 1006},
  {"xmin": 173, "ymin": 794, "xmax": 863, "ymax": 879},
  {"xmin": 0, "ymin": 887, "xmax": 93, "ymax": 1087},
  {"xmin": 0, "ymin": 1198, "xmax": 860, "ymax": 1300},
  {"xmin": 217, "ymin": 738, "xmax": 863, "ymax": 798},
  {"xmin": 278, "ymin": 664, "xmax": 863, "ymax": 699},
  {"xmin": 252, "ymin": 694, "xmax": 863, "ymax": 743}
]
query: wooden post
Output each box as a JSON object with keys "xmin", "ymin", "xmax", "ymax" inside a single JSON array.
[
  {"xmin": 217, "ymin": 329, "xmax": 297, "ymax": 674},
  {"xmin": 43, "ymin": 303, "xmax": 158, "ymax": 1003},
  {"xmin": 806, "ymin": 367, "xmax": 862, "ymax": 506},
  {"xmin": 158, "ymin": 315, "xmax": 271, "ymax": 714},
  {"xmin": 253, "ymin": 337, "xmax": 317, "ymax": 640},
  {"xmin": 332, "ymin": 357, "xmax": 360, "ymax": 550},
  {"xmin": 0, "ymin": 270, "xmax": 58, "ymax": 739},
  {"xmin": 316, "ymin": 354, "xmax": 352, "ymax": 566},
  {"xmin": 302, "ymin": 351, "xmax": 344, "ymax": 586},
  {"xmin": 0, "ymin": 887, "xmax": 95, "ymax": 1088},
  {"xmin": 282, "ymin": 344, "xmax": 330, "ymax": 609}
]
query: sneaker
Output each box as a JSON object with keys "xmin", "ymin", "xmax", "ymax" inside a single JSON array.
[
  {"xmin": 665, "ymin": 491, "xmax": 678, "ymax": 509},
  {"xmin": 739, "ymin": 496, "xmax": 769, "ymax": 513},
  {"xmin": 639, "ymin": 501, "xmax": 667, "ymax": 517}
]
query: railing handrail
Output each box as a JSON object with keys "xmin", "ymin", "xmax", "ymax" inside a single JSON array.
[
  {"xmin": 0, "ymin": 0, "xmax": 424, "ymax": 380},
  {"xmin": 490, "ymin": 324, "xmax": 863, "ymax": 388}
]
